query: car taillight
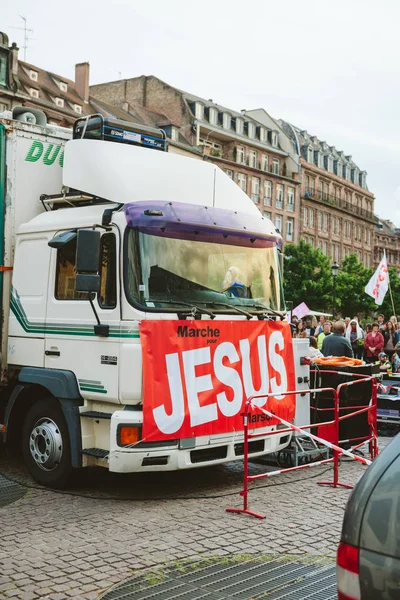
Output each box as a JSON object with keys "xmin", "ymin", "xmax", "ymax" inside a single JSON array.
[{"xmin": 337, "ymin": 541, "xmax": 361, "ymax": 600}]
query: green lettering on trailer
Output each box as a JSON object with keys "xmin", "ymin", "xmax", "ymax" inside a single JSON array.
[{"xmin": 25, "ymin": 141, "xmax": 64, "ymax": 166}]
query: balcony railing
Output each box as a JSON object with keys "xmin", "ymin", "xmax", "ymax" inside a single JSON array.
[{"xmin": 303, "ymin": 188, "xmax": 374, "ymax": 221}]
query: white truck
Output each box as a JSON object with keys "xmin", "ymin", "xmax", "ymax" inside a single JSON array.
[{"xmin": 0, "ymin": 110, "xmax": 309, "ymax": 488}]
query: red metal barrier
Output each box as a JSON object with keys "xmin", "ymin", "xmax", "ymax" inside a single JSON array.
[{"xmin": 226, "ymin": 374, "xmax": 379, "ymax": 519}]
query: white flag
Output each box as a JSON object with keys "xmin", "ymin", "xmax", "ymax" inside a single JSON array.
[{"xmin": 365, "ymin": 252, "xmax": 389, "ymax": 305}]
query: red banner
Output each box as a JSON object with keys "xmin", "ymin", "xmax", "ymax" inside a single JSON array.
[{"xmin": 140, "ymin": 320, "xmax": 296, "ymax": 441}]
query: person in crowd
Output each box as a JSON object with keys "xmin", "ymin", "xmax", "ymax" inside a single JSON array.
[
  {"xmin": 318, "ymin": 321, "xmax": 332, "ymax": 350},
  {"xmin": 344, "ymin": 317, "xmax": 351, "ymax": 329},
  {"xmin": 321, "ymin": 320, "xmax": 353, "ymax": 358},
  {"xmin": 222, "ymin": 266, "xmax": 247, "ymax": 297},
  {"xmin": 377, "ymin": 314, "xmax": 386, "ymax": 332},
  {"xmin": 364, "ymin": 322, "xmax": 385, "ymax": 364},
  {"xmin": 304, "ymin": 318, "xmax": 315, "ymax": 337},
  {"xmin": 308, "ymin": 335, "xmax": 323, "ymax": 359},
  {"xmin": 363, "ymin": 323, "xmax": 372, "ymax": 361},
  {"xmin": 392, "ymin": 343, "xmax": 400, "ymax": 373},
  {"xmin": 377, "ymin": 352, "xmax": 392, "ymax": 373},
  {"xmin": 314, "ymin": 315, "xmax": 326, "ymax": 337},
  {"xmin": 390, "ymin": 315, "xmax": 397, "ymax": 327},
  {"xmin": 383, "ymin": 320, "xmax": 397, "ymax": 361},
  {"xmin": 294, "ymin": 320, "xmax": 307, "ymax": 338},
  {"xmin": 346, "ymin": 319, "xmax": 364, "ymax": 359}
]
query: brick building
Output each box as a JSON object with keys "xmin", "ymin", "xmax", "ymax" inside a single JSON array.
[
  {"xmin": 281, "ymin": 122, "xmax": 375, "ymax": 266},
  {"xmin": 90, "ymin": 76, "xmax": 301, "ymax": 243},
  {"xmin": 374, "ymin": 218, "xmax": 400, "ymax": 270}
]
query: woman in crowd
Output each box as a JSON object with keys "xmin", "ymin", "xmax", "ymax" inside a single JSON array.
[
  {"xmin": 294, "ymin": 320, "xmax": 307, "ymax": 338},
  {"xmin": 346, "ymin": 319, "xmax": 364, "ymax": 359},
  {"xmin": 392, "ymin": 342, "xmax": 400, "ymax": 374},
  {"xmin": 384, "ymin": 320, "xmax": 397, "ymax": 361},
  {"xmin": 364, "ymin": 322, "xmax": 385, "ymax": 364},
  {"xmin": 308, "ymin": 335, "xmax": 323, "ymax": 358}
]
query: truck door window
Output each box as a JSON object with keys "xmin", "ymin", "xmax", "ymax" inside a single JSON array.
[
  {"xmin": 98, "ymin": 233, "xmax": 117, "ymax": 309},
  {"xmin": 55, "ymin": 233, "xmax": 117, "ymax": 307}
]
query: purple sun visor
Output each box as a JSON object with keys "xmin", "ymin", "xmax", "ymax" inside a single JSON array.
[{"xmin": 123, "ymin": 201, "xmax": 282, "ymax": 248}]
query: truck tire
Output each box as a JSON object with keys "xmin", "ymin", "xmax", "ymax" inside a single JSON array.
[{"xmin": 22, "ymin": 398, "xmax": 73, "ymax": 488}]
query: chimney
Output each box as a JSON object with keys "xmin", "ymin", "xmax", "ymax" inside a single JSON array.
[
  {"xmin": 75, "ymin": 62, "xmax": 90, "ymax": 103},
  {"xmin": 10, "ymin": 42, "xmax": 19, "ymax": 77}
]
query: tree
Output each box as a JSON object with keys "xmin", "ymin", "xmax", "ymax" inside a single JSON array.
[
  {"xmin": 335, "ymin": 254, "xmax": 375, "ymax": 318},
  {"xmin": 283, "ymin": 239, "xmax": 332, "ymax": 310}
]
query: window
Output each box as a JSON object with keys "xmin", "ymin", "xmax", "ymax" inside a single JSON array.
[
  {"xmin": 323, "ymin": 213, "xmax": 328, "ymax": 232},
  {"xmin": 287, "ymin": 187, "xmax": 295, "ymax": 211},
  {"xmin": 323, "ymin": 182, "xmax": 329, "ymax": 200},
  {"xmin": 236, "ymin": 118, "xmax": 244, "ymax": 135},
  {"xmin": 271, "ymin": 132, "xmax": 278, "ymax": 147},
  {"xmin": 260, "ymin": 128, "xmax": 267, "ymax": 143},
  {"xmin": 29, "ymin": 70, "xmax": 38, "ymax": 81},
  {"xmin": 286, "ymin": 217, "xmax": 294, "ymax": 242},
  {"xmin": 195, "ymin": 102, "xmax": 204, "ymax": 120},
  {"xmin": 30, "ymin": 88, "xmax": 39, "ymax": 98},
  {"xmin": 263, "ymin": 211, "xmax": 272, "ymax": 220},
  {"xmin": 303, "ymin": 207, "xmax": 308, "ymax": 227},
  {"xmin": 336, "ymin": 218, "xmax": 341, "ymax": 235},
  {"xmin": 74, "ymin": 104, "xmax": 82, "ymax": 114},
  {"xmin": 276, "ymin": 184, "xmax": 284, "ymax": 209},
  {"xmin": 317, "ymin": 212, "xmax": 322, "ymax": 230},
  {"xmin": 222, "ymin": 113, "xmax": 231, "ymax": 129},
  {"xmin": 264, "ymin": 181, "xmax": 272, "ymax": 206},
  {"xmin": 55, "ymin": 233, "xmax": 116, "ymax": 307},
  {"xmin": 275, "ymin": 215, "xmax": 283, "ymax": 233},
  {"xmin": 55, "ymin": 97, "xmax": 64, "ymax": 107},
  {"xmin": 236, "ymin": 146, "xmax": 246, "ymax": 164},
  {"xmin": 272, "ymin": 159, "xmax": 280, "ymax": 175},
  {"xmin": 209, "ymin": 107, "xmax": 218, "ymax": 125},
  {"xmin": 327, "ymin": 156, "xmax": 333, "ymax": 173},
  {"xmin": 249, "ymin": 150, "xmax": 257, "ymax": 168},
  {"xmin": 248, "ymin": 122, "xmax": 256, "ymax": 138},
  {"xmin": 262, "ymin": 154, "xmax": 268, "ymax": 172},
  {"xmin": 323, "ymin": 241, "xmax": 328, "ymax": 255},
  {"xmin": 251, "ymin": 177, "xmax": 260, "ymax": 202},
  {"xmin": 224, "ymin": 169, "xmax": 233, "ymax": 179},
  {"xmin": 237, "ymin": 172, "xmax": 247, "ymax": 192},
  {"xmin": 59, "ymin": 82, "xmax": 68, "ymax": 92},
  {"xmin": 170, "ymin": 126, "xmax": 178, "ymax": 141},
  {"xmin": 308, "ymin": 147, "xmax": 314, "ymax": 164},
  {"xmin": 368, "ymin": 229, "xmax": 371, "ymax": 245},
  {"xmin": 347, "ymin": 221, "xmax": 351, "ymax": 238},
  {"xmin": 309, "ymin": 209, "xmax": 314, "ymax": 228},
  {"xmin": 0, "ymin": 51, "xmax": 7, "ymax": 87}
]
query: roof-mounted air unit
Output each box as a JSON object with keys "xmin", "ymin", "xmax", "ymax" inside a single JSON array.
[{"xmin": 73, "ymin": 114, "xmax": 167, "ymax": 151}]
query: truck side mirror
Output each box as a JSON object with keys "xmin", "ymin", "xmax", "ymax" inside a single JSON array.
[{"xmin": 75, "ymin": 229, "xmax": 101, "ymax": 293}]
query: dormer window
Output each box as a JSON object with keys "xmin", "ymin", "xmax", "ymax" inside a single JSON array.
[
  {"xmin": 29, "ymin": 88, "xmax": 39, "ymax": 98},
  {"xmin": 361, "ymin": 172, "xmax": 367, "ymax": 189},
  {"xmin": 29, "ymin": 70, "xmax": 38, "ymax": 82},
  {"xmin": 74, "ymin": 104, "xmax": 82, "ymax": 114},
  {"xmin": 271, "ymin": 132, "xmax": 278, "ymax": 147},
  {"xmin": 55, "ymin": 97, "xmax": 64, "ymax": 107},
  {"xmin": 352, "ymin": 168, "xmax": 359, "ymax": 185},
  {"xmin": 259, "ymin": 127, "xmax": 267, "ymax": 142},
  {"xmin": 59, "ymin": 82, "xmax": 68, "ymax": 92},
  {"xmin": 248, "ymin": 122, "xmax": 256, "ymax": 139},
  {"xmin": 327, "ymin": 156, "xmax": 333, "ymax": 173},
  {"xmin": 195, "ymin": 102, "xmax": 204, "ymax": 120},
  {"xmin": 222, "ymin": 113, "xmax": 231, "ymax": 130},
  {"xmin": 209, "ymin": 107, "xmax": 218, "ymax": 126},
  {"xmin": 236, "ymin": 118, "xmax": 244, "ymax": 135},
  {"xmin": 335, "ymin": 161, "xmax": 342, "ymax": 177},
  {"xmin": 308, "ymin": 147, "xmax": 314, "ymax": 164},
  {"xmin": 316, "ymin": 152, "xmax": 323, "ymax": 168}
]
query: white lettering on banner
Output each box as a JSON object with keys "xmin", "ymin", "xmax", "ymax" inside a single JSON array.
[
  {"xmin": 182, "ymin": 347, "xmax": 217, "ymax": 428},
  {"xmin": 214, "ymin": 342, "xmax": 243, "ymax": 417},
  {"xmin": 153, "ymin": 353, "xmax": 185, "ymax": 434},
  {"xmin": 269, "ymin": 331, "xmax": 287, "ymax": 399},
  {"xmin": 240, "ymin": 336, "xmax": 269, "ymax": 407},
  {"xmin": 153, "ymin": 333, "xmax": 290, "ymax": 434}
]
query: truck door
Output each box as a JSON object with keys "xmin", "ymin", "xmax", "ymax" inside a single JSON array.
[{"xmin": 45, "ymin": 230, "xmax": 121, "ymax": 403}]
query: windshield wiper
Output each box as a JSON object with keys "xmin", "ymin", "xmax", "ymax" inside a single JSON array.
[
  {"xmin": 244, "ymin": 303, "xmax": 285, "ymax": 318},
  {"xmin": 209, "ymin": 302, "xmax": 253, "ymax": 320},
  {"xmin": 148, "ymin": 297, "xmax": 216, "ymax": 319}
]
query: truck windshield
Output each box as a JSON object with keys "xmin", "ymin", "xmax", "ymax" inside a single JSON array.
[{"xmin": 124, "ymin": 230, "xmax": 285, "ymax": 312}]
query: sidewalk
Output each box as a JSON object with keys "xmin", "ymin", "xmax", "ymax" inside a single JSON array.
[{"xmin": 0, "ymin": 440, "xmax": 384, "ymax": 600}]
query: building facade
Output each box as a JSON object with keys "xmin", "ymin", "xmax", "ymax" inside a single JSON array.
[
  {"xmin": 90, "ymin": 76, "xmax": 301, "ymax": 244},
  {"xmin": 374, "ymin": 218, "xmax": 400, "ymax": 270},
  {"xmin": 281, "ymin": 122, "xmax": 375, "ymax": 266}
]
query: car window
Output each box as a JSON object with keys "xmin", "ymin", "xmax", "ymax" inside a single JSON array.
[{"xmin": 360, "ymin": 455, "xmax": 400, "ymax": 557}]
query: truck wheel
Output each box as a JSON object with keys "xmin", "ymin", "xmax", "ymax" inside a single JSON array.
[{"xmin": 22, "ymin": 398, "xmax": 72, "ymax": 488}]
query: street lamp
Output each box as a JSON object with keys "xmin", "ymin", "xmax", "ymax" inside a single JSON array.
[{"xmin": 331, "ymin": 262, "xmax": 339, "ymax": 317}]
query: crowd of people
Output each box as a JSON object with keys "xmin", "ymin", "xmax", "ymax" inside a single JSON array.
[{"xmin": 291, "ymin": 313, "xmax": 400, "ymax": 373}]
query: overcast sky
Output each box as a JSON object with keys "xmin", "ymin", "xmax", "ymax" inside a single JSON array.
[{"xmin": 3, "ymin": 0, "xmax": 400, "ymax": 223}]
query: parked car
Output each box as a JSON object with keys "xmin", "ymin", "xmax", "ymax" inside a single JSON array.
[{"xmin": 337, "ymin": 433, "xmax": 400, "ymax": 599}]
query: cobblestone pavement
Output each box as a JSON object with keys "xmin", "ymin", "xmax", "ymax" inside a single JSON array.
[{"xmin": 0, "ymin": 437, "xmax": 393, "ymax": 600}]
